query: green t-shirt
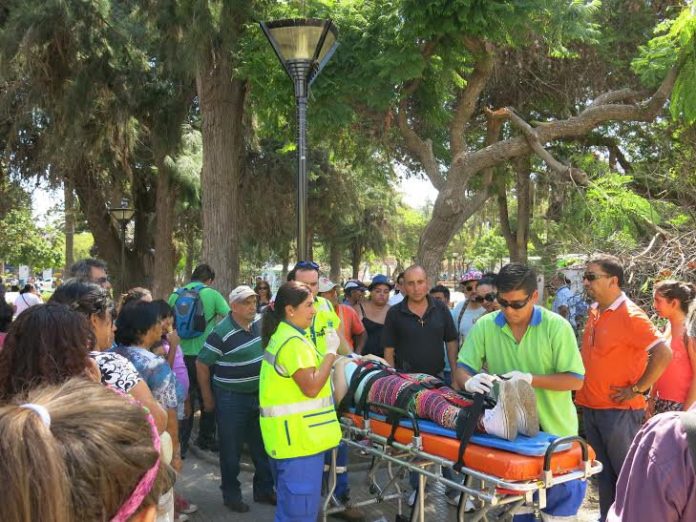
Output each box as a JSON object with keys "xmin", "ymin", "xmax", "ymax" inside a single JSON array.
[
  {"xmin": 458, "ymin": 306, "xmax": 584, "ymax": 437},
  {"xmin": 168, "ymin": 282, "xmax": 231, "ymax": 356}
]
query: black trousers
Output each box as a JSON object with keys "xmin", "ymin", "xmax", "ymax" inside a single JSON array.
[{"xmin": 182, "ymin": 354, "xmax": 216, "ymax": 449}]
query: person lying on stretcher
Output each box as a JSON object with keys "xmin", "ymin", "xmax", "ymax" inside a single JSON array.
[{"xmin": 332, "ymin": 355, "xmax": 539, "ymax": 441}]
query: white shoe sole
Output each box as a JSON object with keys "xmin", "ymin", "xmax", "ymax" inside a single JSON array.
[{"xmin": 511, "ymin": 379, "xmax": 540, "ymax": 437}]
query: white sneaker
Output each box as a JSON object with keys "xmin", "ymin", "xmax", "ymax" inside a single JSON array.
[
  {"xmin": 510, "ymin": 378, "xmax": 540, "ymax": 437},
  {"xmin": 481, "ymin": 379, "xmax": 518, "ymax": 440}
]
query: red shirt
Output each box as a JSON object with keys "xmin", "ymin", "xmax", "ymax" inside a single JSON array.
[
  {"xmin": 336, "ymin": 304, "xmax": 365, "ymax": 349},
  {"xmin": 576, "ymin": 293, "xmax": 662, "ymax": 410},
  {"xmin": 653, "ymin": 332, "xmax": 693, "ymax": 404}
]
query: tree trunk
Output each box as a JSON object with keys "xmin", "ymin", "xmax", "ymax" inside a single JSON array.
[
  {"xmin": 152, "ymin": 163, "xmax": 176, "ymax": 298},
  {"xmin": 64, "ymin": 180, "xmax": 75, "ymax": 274},
  {"xmin": 513, "ymin": 156, "xmax": 532, "ymax": 264},
  {"xmin": 196, "ymin": 50, "xmax": 246, "ymax": 295},
  {"xmin": 351, "ymin": 242, "xmax": 362, "ymax": 280},
  {"xmin": 329, "ymin": 240, "xmax": 342, "ymax": 282}
]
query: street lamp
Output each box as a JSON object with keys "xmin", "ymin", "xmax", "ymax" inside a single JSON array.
[
  {"xmin": 108, "ymin": 198, "xmax": 135, "ymax": 292},
  {"xmin": 260, "ymin": 18, "xmax": 339, "ymax": 261}
]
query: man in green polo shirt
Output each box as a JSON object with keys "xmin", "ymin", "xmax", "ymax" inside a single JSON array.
[
  {"xmin": 168, "ymin": 263, "xmax": 230, "ymax": 454},
  {"xmin": 455, "ymin": 263, "xmax": 585, "ymax": 521}
]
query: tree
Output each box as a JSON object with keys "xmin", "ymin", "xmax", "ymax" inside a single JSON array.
[{"xmin": 0, "ymin": 208, "xmax": 63, "ymax": 271}]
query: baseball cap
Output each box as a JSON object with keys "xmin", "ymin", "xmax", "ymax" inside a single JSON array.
[
  {"xmin": 460, "ymin": 270, "xmax": 483, "ymax": 284},
  {"xmin": 368, "ymin": 274, "xmax": 394, "ymax": 291},
  {"xmin": 318, "ymin": 277, "xmax": 338, "ymax": 293},
  {"xmin": 344, "ymin": 280, "xmax": 366, "ymax": 292},
  {"xmin": 228, "ymin": 285, "xmax": 257, "ymax": 303}
]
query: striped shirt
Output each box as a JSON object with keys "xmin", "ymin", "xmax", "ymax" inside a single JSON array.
[{"xmin": 197, "ymin": 314, "xmax": 263, "ymax": 393}]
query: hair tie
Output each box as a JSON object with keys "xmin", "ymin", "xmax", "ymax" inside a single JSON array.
[{"xmin": 20, "ymin": 403, "xmax": 51, "ymax": 429}]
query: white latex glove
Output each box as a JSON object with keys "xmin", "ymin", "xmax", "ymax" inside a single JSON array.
[
  {"xmin": 464, "ymin": 373, "xmax": 498, "ymax": 394},
  {"xmin": 502, "ymin": 371, "xmax": 533, "ymax": 384},
  {"xmin": 325, "ymin": 328, "xmax": 340, "ymax": 356}
]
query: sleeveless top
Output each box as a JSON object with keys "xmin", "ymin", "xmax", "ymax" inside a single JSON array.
[{"xmin": 359, "ymin": 303, "xmax": 385, "ymax": 357}]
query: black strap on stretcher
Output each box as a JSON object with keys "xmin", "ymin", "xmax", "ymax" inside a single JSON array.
[{"xmin": 452, "ymin": 392, "xmax": 486, "ymax": 473}]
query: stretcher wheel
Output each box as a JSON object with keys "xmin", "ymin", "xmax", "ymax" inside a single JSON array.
[{"xmin": 369, "ymin": 484, "xmax": 378, "ymax": 494}]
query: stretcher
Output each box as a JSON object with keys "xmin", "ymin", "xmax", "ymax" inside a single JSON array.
[{"xmin": 321, "ymin": 403, "xmax": 602, "ymax": 522}]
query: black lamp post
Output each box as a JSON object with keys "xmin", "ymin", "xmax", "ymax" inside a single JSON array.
[
  {"xmin": 260, "ymin": 18, "xmax": 338, "ymax": 261},
  {"xmin": 108, "ymin": 199, "xmax": 135, "ymax": 292}
]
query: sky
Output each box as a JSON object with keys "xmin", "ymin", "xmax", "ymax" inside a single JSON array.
[{"xmin": 31, "ymin": 176, "xmax": 440, "ymax": 222}]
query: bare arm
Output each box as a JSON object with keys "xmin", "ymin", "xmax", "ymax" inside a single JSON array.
[
  {"xmin": 129, "ymin": 380, "xmax": 168, "ymax": 433},
  {"xmin": 446, "ymin": 340, "xmax": 461, "ymax": 389},
  {"xmin": 683, "ymin": 338, "xmax": 696, "ymax": 410},
  {"xmin": 354, "ymin": 331, "xmax": 368, "ymax": 355},
  {"xmin": 292, "ymin": 352, "xmax": 337, "ymax": 398},
  {"xmin": 166, "ymin": 331, "xmax": 180, "ymax": 369},
  {"xmin": 337, "ymin": 330, "xmax": 353, "ymax": 356},
  {"xmin": 166, "ymin": 407, "xmax": 181, "ymax": 471},
  {"xmin": 454, "ymin": 366, "xmax": 474, "ymax": 389},
  {"xmin": 196, "ymin": 360, "xmax": 215, "ymax": 412},
  {"xmin": 384, "ymin": 347, "xmax": 395, "ymax": 367},
  {"xmin": 612, "ymin": 341, "xmax": 673, "ymax": 402}
]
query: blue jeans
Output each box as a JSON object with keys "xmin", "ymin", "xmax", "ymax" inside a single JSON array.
[
  {"xmin": 271, "ymin": 453, "xmax": 324, "ymax": 522},
  {"xmin": 324, "ymin": 441, "xmax": 350, "ymax": 501},
  {"xmin": 214, "ymin": 388, "xmax": 274, "ymax": 503},
  {"xmin": 582, "ymin": 408, "xmax": 643, "ymax": 521}
]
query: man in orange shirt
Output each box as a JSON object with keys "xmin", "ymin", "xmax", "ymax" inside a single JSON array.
[
  {"xmin": 575, "ymin": 255, "xmax": 672, "ymax": 521},
  {"xmin": 318, "ymin": 277, "xmax": 367, "ymax": 354}
]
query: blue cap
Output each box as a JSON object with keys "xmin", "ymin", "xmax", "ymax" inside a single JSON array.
[{"xmin": 369, "ymin": 274, "xmax": 394, "ymax": 291}]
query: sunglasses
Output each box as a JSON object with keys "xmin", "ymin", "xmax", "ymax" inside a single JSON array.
[
  {"xmin": 582, "ymin": 272, "xmax": 612, "ymax": 282},
  {"xmin": 295, "ymin": 260, "xmax": 320, "ymax": 270},
  {"xmin": 473, "ymin": 293, "xmax": 496, "ymax": 303},
  {"xmin": 464, "ymin": 285, "xmax": 476, "ymax": 292},
  {"xmin": 497, "ymin": 294, "xmax": 532, "ymax": 310}
]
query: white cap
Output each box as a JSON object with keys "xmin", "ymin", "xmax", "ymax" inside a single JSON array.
[
  {"xmin": 318, "ymin": 276, "xmax": 338, "ymax": 293},
  {"xmin": 229, "ymin": 285, "xmax": 257, "ymax": 303}
]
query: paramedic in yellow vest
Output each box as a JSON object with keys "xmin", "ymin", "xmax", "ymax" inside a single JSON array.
[
  {"xmin": 286, "ymin": 262, "xmax": 364, "ymax": 521},
  {"xmin": 259, "ymin": 281, "xmax": 342, "ymax": 521}
]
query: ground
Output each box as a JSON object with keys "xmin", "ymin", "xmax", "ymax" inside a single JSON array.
[{"xmin": 176, "ymin": 446, "xmax": 600, "ymax": 521}]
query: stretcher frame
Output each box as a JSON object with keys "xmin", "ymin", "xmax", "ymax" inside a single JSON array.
[{"xmin": 321, "ymin": 402, "xmax": 603, "ymax": 522}]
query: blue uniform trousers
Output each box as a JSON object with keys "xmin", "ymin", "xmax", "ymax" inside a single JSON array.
[
  {"xmin": 270, "ymin": 453, "xmax": 324, "ymax": 522},
  {"xmin": 512, "ymin": 479, "xmax": 587, "ymax": 521}
]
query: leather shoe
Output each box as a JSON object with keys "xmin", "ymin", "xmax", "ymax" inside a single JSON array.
[
  {"xmin": 254, "ymin": 491, "xmax": 277, "ymax": 506},
  {"xmin": 224, "ymin": 500, "xmax": 250, "ymax": 513}
]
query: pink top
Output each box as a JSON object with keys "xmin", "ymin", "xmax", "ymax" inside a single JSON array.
[
  {"xmin": 653, "ymin": 333, "xmax": 694, "ymax": 404},
  {"xmin": 0, "ymin": 332, "xmax": 5, "ymax": 350}
]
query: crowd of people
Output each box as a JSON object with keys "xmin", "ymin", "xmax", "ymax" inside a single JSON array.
[{"xmin": 0, "ymin": 254, "xmax": 695, "ymax": 522}]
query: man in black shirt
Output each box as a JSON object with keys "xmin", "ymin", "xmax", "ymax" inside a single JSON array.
[{"xmin": 382, "ymin": 265, "xmax": 459, "ymax": 383}]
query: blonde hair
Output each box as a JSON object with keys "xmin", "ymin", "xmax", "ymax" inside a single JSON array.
[{"xmin": 0, "ymin": 378, "xmax": 174, "ymax": 522}]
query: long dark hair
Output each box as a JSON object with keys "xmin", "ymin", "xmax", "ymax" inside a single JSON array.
[
  {"xmin": 0, "ymin": 304, "xmax": 93, "ymax": 399},
  {"xmin": 261, "ymin": 281, "xmax": 312, "ymax": 347},
  {"xmin": 654, "ymin": 280, "xmax": 696, "ymax": 315}
]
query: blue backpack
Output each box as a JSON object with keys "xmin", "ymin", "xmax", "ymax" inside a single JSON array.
[{"xmin": 173, "ymin": 284, "xmax": 208, "ymax": 339}]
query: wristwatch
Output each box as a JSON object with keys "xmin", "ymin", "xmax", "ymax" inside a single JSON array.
[{"xmin": 631, "ymin": 384, "xmax": 644, "ymax": 395}]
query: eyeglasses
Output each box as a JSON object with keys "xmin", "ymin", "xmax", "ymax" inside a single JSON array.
[
  {"xmin": 95, "ymin": 276, "xmax": 110, "ymax": 284},
  {"xmin": 496, "ymin": 294, "xmax": 532, "ymax": 310},
  {"xmin": 582, "ymin": 272, "xmax": 612, "ymax": 282},
  {"xmin": 295, "ymin": 260, "xmax": 320, "ymax": 270},
  {"xmin": 473, "ymin": 293, "xmax": 496, "ymax": 303},
  {"xmin": 464, "ymin": 285, "xmax": 476, "ymax": 292},
  {"xmin": 258, "ymin": 286, "xmax": 270, "ymax": 290}
]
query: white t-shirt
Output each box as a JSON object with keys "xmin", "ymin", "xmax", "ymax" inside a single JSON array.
[{"xmin": 14, "ymin": 292, "xmax": 42, "ymax": 317}]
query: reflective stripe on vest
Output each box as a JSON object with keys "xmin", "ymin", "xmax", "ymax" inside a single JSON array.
[
  {"xmin": 263, "ymin": 350, "xmax": 289, "ymax": 377},
  {"xmin": 260, "ymin": 396, "xmax": 333, "ymax": 418}
]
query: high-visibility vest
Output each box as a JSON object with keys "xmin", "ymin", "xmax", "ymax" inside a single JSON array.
[
  {"xmin": 309, "ymin": 296, "xmax": 340, "ymax": 358},
  {"xmin": 259, "ymin": 321, "xmax": 341, "ymax": 460}
]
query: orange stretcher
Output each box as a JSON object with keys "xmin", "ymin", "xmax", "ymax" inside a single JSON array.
[
  {"xmin": 342, "ymin": 412, "xmax": 596, "ymax": 482},
  {"xmin": 321, "ymin": 407, "xmax": 603, "ymax": 522}
]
